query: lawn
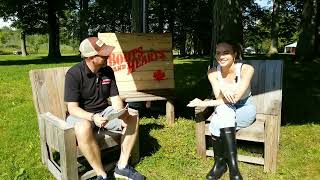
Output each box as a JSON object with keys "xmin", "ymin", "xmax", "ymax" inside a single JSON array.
[{"xmin": 0, "ymin": 55, "xmax": 319, "ymax": 179}]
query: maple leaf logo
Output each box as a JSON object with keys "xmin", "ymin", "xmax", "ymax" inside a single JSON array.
[{"xmin": 153, "ymin": 70, "xmax": 166, "ymax": 81}]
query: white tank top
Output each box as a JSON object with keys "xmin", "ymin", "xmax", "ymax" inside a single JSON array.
[{"xmin": 217, "ymin": 62, "xmax": 251, "ymax": 100}]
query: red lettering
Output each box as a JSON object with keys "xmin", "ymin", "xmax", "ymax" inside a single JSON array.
[
  {"xmin": 115, "ymin": 54, "xmax": 120, "ymax": 65},
  {"xmin": 158, "ymin": 50, "xmax": 166, "ymax": 60},
  {"xmin": 141, "ymin": 54, "xmax": 148, "ymax": 65},
  {"xmin": 119, "ymin": 47, "xmax": 169, "ymax": 74}
]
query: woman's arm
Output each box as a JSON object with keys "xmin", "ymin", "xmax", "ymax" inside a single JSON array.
[
  {"xmin": 208, "ymin": 67, "xmax": 233, "ymax": 103},
  {"xmin": 233, "ymin": 64, "xmax": 254, "ymax": 102},
  {"xmin": 207, "ymin": 67, "xmax": 223, "ymax": 99}
]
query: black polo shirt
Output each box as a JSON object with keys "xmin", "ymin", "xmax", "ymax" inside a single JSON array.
[{"xmin": 64, "ymin": 60, "xmax": 119, "ymax": 113}]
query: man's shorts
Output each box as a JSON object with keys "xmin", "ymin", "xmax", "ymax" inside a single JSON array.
[{"xmin": 66, "ymin": 106, "xmax": 123, "ymax": 132}]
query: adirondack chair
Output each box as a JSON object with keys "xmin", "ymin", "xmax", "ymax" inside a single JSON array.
[
  {"xmin": 29, "ymin": 67, "xmax": 140, "ymax": 180},
  {"xmin": 29, "ymin": 33, "xmax": 175, "ymax": 179},
  {"xmin": 194, "ymin": 60, "xmax": 283, "ymax": 173}
]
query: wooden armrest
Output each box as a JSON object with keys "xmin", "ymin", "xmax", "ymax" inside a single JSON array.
[
  {"xmin": 40, "ymin": 112, "xmax": 78, "ymax": 178},
  {"xmin": 40, "ymin": 112, "xmax": 75, "ymax": 154},
  {"xmin": 195, "ymin": 106, "xmax": 215, "ymax": 122},
  {"xmin": 40, "ymin": 112, "xmax": 73, "ymax": 130}
]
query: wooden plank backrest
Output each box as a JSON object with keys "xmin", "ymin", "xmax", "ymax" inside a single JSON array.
[
  {"xmin": 244, "ymin": 60, "xmax": 283, "ymax": 116},
  {"xmin": 29, "ymin": 67, "xmax": 70, "ymax": 120},
  {"xmin": 98, "ymin": 33, "xmax": 174, "ymax": 91}
]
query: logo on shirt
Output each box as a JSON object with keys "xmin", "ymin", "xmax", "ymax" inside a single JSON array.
[{"xmin": 101, "ymin": 78, "xmax": 111, "ymax": 85}]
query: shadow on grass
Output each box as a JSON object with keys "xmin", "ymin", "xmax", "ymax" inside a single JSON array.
[
  {"xmin": 281, "ymin": 60, "xmax": 320, "ymax": 125},
  {"xmin": 138, "ymin": 123, "xmax": 163, "ymax": 158},
  {"xmin": 0, "ymin": 55, "xmax": 82, "ymax": 66},
  {"xmin": 173, "ymin": 58, "xmax": 212, "ymax": 119}
]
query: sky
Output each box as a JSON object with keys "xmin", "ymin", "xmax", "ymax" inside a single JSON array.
[
  {"xmin": 0, "ymin": 0, "xmax": 270, "ymax": 28},
  {"xmin": 0, "ymin": 18, "xmax": 12, "ymax": 28},
  {"xmin": 255, "ymin": 0, "xmax": 271, "ymax": 8}
]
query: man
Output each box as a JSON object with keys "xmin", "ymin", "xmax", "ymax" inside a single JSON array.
[{"xmin": 64, "ymin": 37, "xmax": 145, "ymax": 180}]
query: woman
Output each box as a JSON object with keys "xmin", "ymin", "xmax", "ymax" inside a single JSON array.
[{"xmin": 188, "ymin": 41, "xmax": 256, "ymax": 180}]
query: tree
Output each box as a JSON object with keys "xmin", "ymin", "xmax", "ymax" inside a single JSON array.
[
  {"xmin": 296, "ymin": 0, "xmax": 318, "ymax": 60},
  {"xmin": 267, "ymin": 0, "xmax": 280, "ymax": 55},
  {"xmin": 242, "ymin": 0, "xmax": 268, "ymax": 53},
  {"xmin": 131, "ymin": 0, "xmax": 144, "ymax": 32},
  {"xmin": 0, "ymin": 0, "xmax": 47, "ymax": 56},
  {"xmin": 79, "ymin": 0, "xmax": 89, "ymax": 41},
  {"xmin": 212, "ymin": 0, "xmax": 243, "ymax": 60},
  {"xmin": 47, "ymin": 0, "xmax": 61, "ymax": 57}
]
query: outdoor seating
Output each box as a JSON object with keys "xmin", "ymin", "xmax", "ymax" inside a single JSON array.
[
  {"xmin": 29, "ymin": 67, "xmax": 140, "ymax": 179},
  {"xmin": 28, "ymin": 33, "xmax": 175, "ymax": 179},
  {"xmin": 194, "ymin": 60, "xmax": 283, "ymax": 172}
]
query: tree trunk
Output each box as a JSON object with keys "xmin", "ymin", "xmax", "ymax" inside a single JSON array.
[
  {"xmin": 20, "ymin": 31, "xmax": 28, "ymax": 56},
  {"xmin": 157, "ymin": 0, "xmax": 164, "ymax": 33},
  {"xmin": 47, "ymin": 0, "xmax": 61, "ymax": 58},
  {"xmin": 268, "ymin": 0, "xmax": 279, "ymax": 55},
  {"xmin": 212, "ymin": 0, "xmax": 243, "ymax": 62},
  {"xmin": 168, "ymin": 0, "xmax": 175, "ymax": 34},
  {"xmin": 79, "ymin": 0, "xmax": 89, "ymax": 41},
  {"xmin": 180, "ymin": 32, "xmax": 186, "ymax": 56},
  {"xmin": 296, "ymin": 0, "xmax": 317, "ymax": 61},
  {"xmin": 315, "ymin": 1, "xmax": 320, "ymax": 57},
  {"xmin": 131, "ymin": 0, "xmax": 143, "ymax": 32}
]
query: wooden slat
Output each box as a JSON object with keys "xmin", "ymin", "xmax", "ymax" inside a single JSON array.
[
  {"xmin": 195, "ymin": 108, "xmax": 207, "ymax": 159},
  {"xmin": 108, "ymin": 52, "xmax": 173, "ymax": 66},
  {"xmin": 206, "ymin": 150, "xmax": 264, "ymax": 165},
  {"xmin": 263, "ymin": 60, "xmax": 283, "ymax": 115},
  {"xmin": 204, "ymin": 119, "xmax": 265, "ymax": 143},
  {"xmin": 47, "ymin": 160, "xmax": 63, "ymax": 180},
  {"xmin": 98, "ymin": 33, "xmax": 172, "ymax": 52},
  {"xmin": 166, "ymin": 100, "xmax": 175, "ymax": 126},
  {"xmin": 43, "ymin": 113, "xmax": 73, "ymax": 151},
  {"xmin": 111, "ymin": 60, "xmax": 174, "ymax": 75},
  {"xmin": 59, "ymin": 127, "xmax": 78, "ymax": 180},
  {"xmin": 264, "ymin": 115, "xmax": 279, "ymax": 172},
  {"xmin": 119, "ymin": 90, "xmax": 173, "ymax": 101},
  {"xmin": 245, "ymin": 60, "xmax": 283, "ymax": 115},
  {"xmin": 127, "ymin": 60, "xmax": 174, "ymax": 71},
  {"xmin": 124, "ymin": 96, "xmax": 168, "ymax": 102},
  {"xmin": 30, "ymin": 67, "xmax": 69, "ymax": 120},
  {"xmin": 236, "ymin": 119, "xmax": 265, "ymax": 142},
  {"xmin": 117, "ymin": 79, "xmax": 174, "ymax": 91},
  {"xmin": 114, "ymin": 69, "xmax": 174, "ymax": 81},
  {"xmin": 119, "ymin": 89, "xmax": 174, "ymax": 97},
  {"xmin": 45, "ymin": 120, "xmax": 60, "ymax": 150}
]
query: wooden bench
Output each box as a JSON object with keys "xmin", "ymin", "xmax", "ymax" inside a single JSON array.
[
  {"xmin": 195, "ymin": 60, "xmax": 283, "ymax": 173},
  {"xmin": 29, "ymin": 67, "xmax": 140, "ymax": 180},
  {"xmin": 98, "ymin": 33, "xmax": 175, "ymax": 126}
]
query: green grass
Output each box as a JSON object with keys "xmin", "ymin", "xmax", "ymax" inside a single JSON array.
[{"xmin": 0, "ymin": 55, "xmax": 320, "ymax": 179}]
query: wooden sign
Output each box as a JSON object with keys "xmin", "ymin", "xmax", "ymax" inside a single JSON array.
[{"xmin": 98, "ymin": 33, "xmax": 174, "ymax": 91}]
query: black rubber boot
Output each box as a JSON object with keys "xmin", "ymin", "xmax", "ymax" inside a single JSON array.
[
  {"xmin": 206, "ymin": 135, "xmax": 227, "ymax": 180},
  {"xmin": 220, "ymin": 127, "xmax": 243, "ymax": 180}
]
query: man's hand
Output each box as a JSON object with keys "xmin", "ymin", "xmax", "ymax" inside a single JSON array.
[{"xmin": 92, "ymin": 114, "xmax": 108, "ymax": 127}]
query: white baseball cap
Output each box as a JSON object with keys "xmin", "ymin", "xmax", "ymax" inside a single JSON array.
[{"xmin": 79, "ymin": 37, "xmax": 115, "ymax": 57}]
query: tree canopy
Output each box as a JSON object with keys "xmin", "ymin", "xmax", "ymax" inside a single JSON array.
[{"xmin": 0, "ymin": 0, "xmax": 318, "ymax": 60}]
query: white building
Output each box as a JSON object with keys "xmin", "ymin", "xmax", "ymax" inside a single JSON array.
[{"xmin": 284, "ymin": 42, "xmax": 297, "ymax": 54}]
